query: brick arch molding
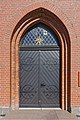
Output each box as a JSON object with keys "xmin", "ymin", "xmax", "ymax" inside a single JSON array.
[{"xmin": 11, "ymin": 7, "xmax": 71, "ymax": 111}]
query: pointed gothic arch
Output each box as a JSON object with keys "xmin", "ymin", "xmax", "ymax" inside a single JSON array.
[{"xmin": 11, "ymin": 8, "xmax": 71, "ymax": 110}]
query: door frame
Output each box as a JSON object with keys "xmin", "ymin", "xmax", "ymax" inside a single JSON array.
[{"xmin": 10, "ymin": 8, "xmax": 71, "ymax": 111}]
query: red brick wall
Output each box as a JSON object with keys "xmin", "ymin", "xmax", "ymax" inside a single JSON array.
[{"xmin": 0, "ymin": 0, "xmax": 80, "ymax": 111}]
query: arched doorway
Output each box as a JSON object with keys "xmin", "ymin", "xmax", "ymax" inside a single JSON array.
[
  {"xmin": 11, "ymin": 8, "xmax": 71, "ymax": 110},
  {"xmin": 19, "ymin": 23, "xmax": 61, "ymax": 108}
]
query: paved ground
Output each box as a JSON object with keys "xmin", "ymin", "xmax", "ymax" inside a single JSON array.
[{"xmin": 0, "ymin": 110, "xmax": 78, "ymax": 120}]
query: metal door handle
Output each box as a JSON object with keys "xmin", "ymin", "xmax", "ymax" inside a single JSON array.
[{"xmin": 41, "ymin": 84, "xmax": 46, "ymax": 87}]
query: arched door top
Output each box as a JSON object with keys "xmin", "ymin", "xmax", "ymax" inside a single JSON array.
[{"xmin": 20, "ymin": 23, "xmax": 60, "ymax": 47}]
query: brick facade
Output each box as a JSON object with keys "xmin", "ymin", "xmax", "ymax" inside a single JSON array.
[{"xmin": 0, "ymin": 0, "xmax": 80, "ymax": 115}]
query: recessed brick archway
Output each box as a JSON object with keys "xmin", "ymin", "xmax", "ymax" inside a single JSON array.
[{"xmin": 11, "ymin": 8, "xmax": 70, "ymax": 110}]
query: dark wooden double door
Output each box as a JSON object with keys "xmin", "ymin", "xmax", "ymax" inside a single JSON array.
[{"xmin": 19, "ymin": 49, "xmax": 60, "ymax": 108}]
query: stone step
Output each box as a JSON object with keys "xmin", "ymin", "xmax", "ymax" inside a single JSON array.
[{"xmin": 2, "ymin": 110, "xmax": 78, "ymax": 120}]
